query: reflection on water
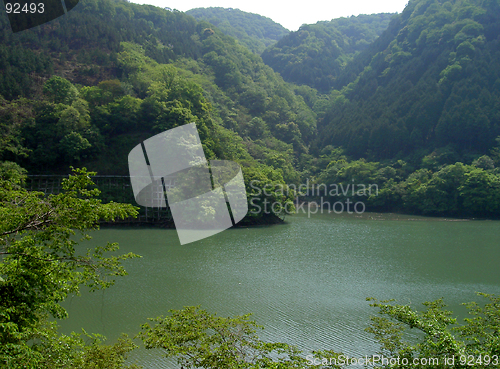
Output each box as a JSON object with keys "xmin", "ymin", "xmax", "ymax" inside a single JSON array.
[{"xmin": 60, "ymin": 212, "xmax": 500, "ymax": 368}]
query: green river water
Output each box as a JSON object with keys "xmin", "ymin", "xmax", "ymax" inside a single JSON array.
[{"xmin": 59, "ymin": 212, "xmax": 500, "ymax": 368}]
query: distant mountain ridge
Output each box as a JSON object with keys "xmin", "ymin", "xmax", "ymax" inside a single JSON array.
[
  {"xmin": 186, "ymin": 7, "xmax": 289, "ymax": 54},
  {"xmin": 261, "ymin": 13, "xmax": 395, "ymax": 92}
]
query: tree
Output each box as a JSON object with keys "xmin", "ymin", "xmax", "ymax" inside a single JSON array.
[
  {"xmin": 139, "ymin": 294, "xmax": 500, "ymax": 369},
  {"xmin": 0, "ymin": 97, "xmax": 33, "ymax": 161},
  {"xmin": 0, "ymin": 165, "xmax": 140, "ymax": 367},
  {"xmin": 43, "ymin": 76, "xmax": 79, "ymax": 105},
  {"xmin": 138, "ymin": 306, "xmax": 308, "ymax": 369},
  {"xmin": 459, "ymin": 168, "xmax": 500, "ymax": 216},
  {"xmin": 58, "ymin": 106, "xmax": 86, "ymax": 134},
  {"xmin": 366, "ymin": 293, "xmax": 500, "ymax": 368},
  {"xmin": 58, "ymin": 131, "xmax": 92, "ymax": 162}
]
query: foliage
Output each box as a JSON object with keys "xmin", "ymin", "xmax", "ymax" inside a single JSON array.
[
  {"xmin": 43, "ymin": 76, "xmax": 80, "ymax": 105},
  {"xmin": 1, "ymin": 0, "xmax": 314, "ymax": 194},
  {"xmin": 135, "ymin": 294, "xmax": 500, "ymax": 369},
  {"xmin": 0, "ymin": 4, "xmax": 312, "ymax": 222},
  {"xmin": 2, "ymin": 0, "xmax": 500, "ymax": 221},
  {"xmin": 27, "ymin": 325, "xmax": 140, "ymax": 369},
  {"xmin": 243, "ymin": 165, "xmax": 296, "ymax": 223},
  {"xmin": 0, "ymin": 96, "xmax": 33, "ymax": 161},
  {"xmin": 311, "ymin": 150, "xmax": 500, "ymax": 217},
  {"xmin": 317, "ymin": 0, "xmax": 500, "ymax": 160},
  {"xmin": 138, "ymin": 306, "xmax": 309, "ymax": 369},
  {"xmin": 262, "ymin": 14, "xmax": 394, "ymax": 92},
  {"xmin": 0, "ymin": 44, "xmax": 53, "ymax": 99},
  {"xmin": 0, "ymin": 166, "xmax": 140, "ymax": 367},
  {"xmin": 366, "ymin": 293, "xmax": 500, "ymax": 368},
  {"xmin": 20, "ymin": 90, "xmax": 99, "ymax": 169},
  {"xmin": 187, "ymin": 7, "xmax": 289, "ymax": 54}
]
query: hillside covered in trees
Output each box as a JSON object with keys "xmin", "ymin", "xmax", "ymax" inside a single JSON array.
[
  {"xmin": 261, "ymin": 13, "xmax": 394, "ymax": 92},
  {"xmin": 2, "ymin": 0, "xmax": 500, "ymax": 218},
  {"xmin": 299, "ymin": 0, "xmax": 500, "ymax": 217},
  {"xmin": 186, "ymin": 7, "xmax": 290, "ymax": 54},
  {"xmin": 317, "ymin": 0, "xmax": 500, "ymax": 160},
  {"xmin": 0, "ymin": 0, "xmax": 318, "ymax": 222}
]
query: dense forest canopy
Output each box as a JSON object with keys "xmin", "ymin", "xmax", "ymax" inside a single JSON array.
[
  {"xmin": 1, "ymin": 0, "xmax": 500, "ymax": 219},
  {"xmin": 0, "ymin": 0, "xmax": 318, "ymax": 221},
  {"xmin": 317, "ymin": 0, "xmax": 500, "ymax": 161},
  {"xmin": 301, "ymin": 0, "xmax": 500, "ymax": 218},
  {"xmin": 261, "ymin": 13, "xmax": 395, "ymax": 92},
  {"xmin": 186, "ymin": 7, "xmax": 290, "ymax": 54}
]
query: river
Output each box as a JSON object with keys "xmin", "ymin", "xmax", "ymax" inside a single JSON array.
[{"xmin": 59, "ymin": 211, "xmax": 500, "ymax": 368}]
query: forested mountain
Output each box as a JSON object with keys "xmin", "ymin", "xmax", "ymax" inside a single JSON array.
[
  {"xmin": 317, "ymin": 0, "xmax": 500, "ymax": 160},
  {"xmin": 0, "ymin": 0, "xmax": 317, "ymax": 222},
  {"xmin": 186, "ymin": 7, "xmax": 289, "ymax": 54},
  {"xmin": 261, "ymin": 13, "xmax": 394, "ymax": 92},
  {"xmin": 302, "ymin": 0, "xmax": 500, "ymax": 218},
  {"xmin": 2, "ymin": 0, "xmax": 500, "ymax": 219}
]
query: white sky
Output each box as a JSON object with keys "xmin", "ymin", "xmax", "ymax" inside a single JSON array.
[{"xmin": 129, "ymin": 0, "xmax": 410, "ymax": 31}]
